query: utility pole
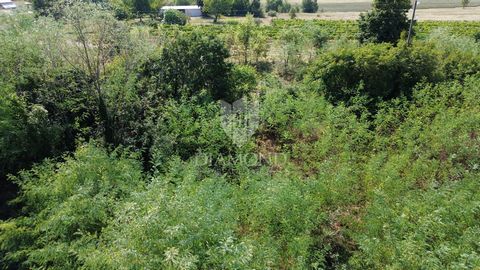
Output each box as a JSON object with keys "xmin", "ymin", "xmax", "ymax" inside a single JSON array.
[{"xmin": 407, "ymin": 0, "xmax": 419, "ymax": 46}]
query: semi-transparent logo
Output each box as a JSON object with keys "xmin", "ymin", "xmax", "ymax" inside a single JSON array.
[{"xmin": 219, "ymin": 97, "xmax": 260, "ymax": 147}]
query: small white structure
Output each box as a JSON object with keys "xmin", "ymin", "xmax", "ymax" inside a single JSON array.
[
  {"xmin": 161, "ymin": 5, "xmax": 202, "ymax": 17},
  {"xmin": 0, "ymin": 0, "xmax": 16, "ymax": 9}
]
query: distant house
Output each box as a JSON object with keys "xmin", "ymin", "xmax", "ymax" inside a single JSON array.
[
  {"xmin": 0, "ymin": 0, "xmax": 16, "ymax": 9},
  {"xmin": 160, "ymin": 5, "xmax": 202, "ymax": 17}
]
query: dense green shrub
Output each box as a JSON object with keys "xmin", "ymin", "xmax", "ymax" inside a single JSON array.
[
  {"xmin": 0, "ymin": 144, "xmax": 144, "ymax": 269},
  {"xmin": 163, "ymin": 9, "xmax": 189, "ymax": 25},
  {"xmin": 229, "ymin": 64, "xmax": 258, "ymax": 101},
  {"xmin": 475, "ymin": 31, "xmax": 480, "ymax": 43},
  {"xmin": 350, "ymin": 76, "xmax": 480, "ymax": 269},
  {"xmin": 149, "ymin": 98, "xmax": 238, "ymax": 173},
  {"xmin": 306, "ymin": 43, "xmax": 439, "ymax": 109}
]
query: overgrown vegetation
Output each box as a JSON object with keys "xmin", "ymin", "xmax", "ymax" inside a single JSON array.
[{"xmin": 1, "ymin": 2, "xmax": 480, "ymax": 270}]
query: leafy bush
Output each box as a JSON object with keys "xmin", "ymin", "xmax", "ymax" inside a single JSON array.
[
  {"xmin": 350, "ymin": 76, "xmax": 480, "ymax": 269},
  {"xmin": 163, "ymin": 9, "xmax": 189, "ymax": 25},
  {"xmin": 475, "ymin": 31, "xmax": 480, "ymax": 43},
  {"xmin": 148, "ymin": 98, "xmax": 237, "ymax": 173},
  {"xmin": 229, "ymin": 64, "xmax": 258, "ymax": 101},
  {"xmin": 306, "ymin": 42, "xmax": 439, "ymax": 109},
  {"xmin": 0, "ymin": 144, "xmax": 144, "ymax": 269},
  {"xmin": 427, "ymin": 30, "xmax": 480, "ymax": 81}
]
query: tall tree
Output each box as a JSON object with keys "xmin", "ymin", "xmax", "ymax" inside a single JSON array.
[
  {"xmin": 358, "ymin": 0, "xmax": 411, "ymax": 44},
  {"xmin": 62, "ymin": 3, "xmax": 129, "ymax": 145},
  {"xmin": 203, "ymin": 0, "xmax": 233, "ymax": 22},
  {"xmin": 248, "ymin": 0, "xmax": 263, "ymax": 17}
]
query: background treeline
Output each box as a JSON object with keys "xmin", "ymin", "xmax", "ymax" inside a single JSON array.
[{"xmin": 1, "ymin": 1, "xmax": 480, "ymax": 269}]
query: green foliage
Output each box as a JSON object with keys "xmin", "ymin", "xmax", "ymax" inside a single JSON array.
[
  {"xmin": 248, "ymin": 0, "xmax": 263, "ymax": 17},
  {"xmin": 231, "ymin": 0, "xmax": 249, "ymax": 15},
  {"xmin": 149, "ymin": 98, "xmax": 237, "ymax": 172},
  {"xmin": 163, "ymin": 9, "xmax": 189, "ymax": 25},
  {"xmin": 289, "ymin": 6, "xmax": 297, "ymax": 18},
  {"xmin": 350, "ymin": 76, "xmax": 480, "ymax": 269},
  {"xmin": 307, "ymin": 25, "xmax": 329, "ymax": 49},
  {"xmin": 132, "ymin": 0, "xmax": 152, "ymax": 14},
  {"xmin": 265, "ymin": 0, "xmax": 281, "ymax": 11},
  {"xmin": 203, "ymin": 0, "xmax": 233, "ymax": 22},
  {"xmin": 3, "ymin": 9, "xmax": 480, "ymax": 270},
  {"xmin": 138, "ymin": 30, "xmax": 232, "ymax": 101},
  {"xmin": 306, "ymin": 42, "xmax": 439, "ymax": 109},
  {"xmin": 0, "ymin": 143, "xmax": 144, "ymax": 269},
  {"xmin": 277, "ymin": 27, "xmax": 307, "ymax": 78},
  {"xmin": 229, "ymin": 64, "xmax": 258, "ymax": 100},
  {"xmin": 301, "ymin": 0, "xmax": 318, "ymax": 13},
  {"xmin": 427, "ymin": 30, "xmax": 480, "ymax": 81},
  {"xmin": 358, "ymin": 0, "xmax": 411, "ymax": 43}
]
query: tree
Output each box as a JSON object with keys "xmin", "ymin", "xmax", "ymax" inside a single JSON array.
[
  {"xmin": 301, "ymin": 0, "xmax": 318, "ymax": 13},
  {"xmin": 278, "ymin": 27, "xmax": 305, "ymax": 77},
  {"xmin": 138, "ymin": 30, "xmax": 232, "ymax": 101},
  {"xmin": 266, "ymin": 0, "xmax": 282, "ymax": 11},
  {"xmin": 133, "ymin": 0, "xmax": 151, "ymax": 15},
  {"xmin": 249, "ymin": 0, "xmax": 263, "ymax": 17},
  {"xmin": 237, "ymin": 14, "xmax": 257, "ymax": 64},
  {"xmin": 462, "ymin": 0, "xmax": 470, "ymax": 8},
  {"xmin": 62, "ymin": 3, "xmax": 130, "ymax": 145},
  {"xmin": 358, "ymin": 0, "xmax": 411, "ymax": 44},
  {"xmin": 309, "ymin": 26, "xmax": 328, "ymax": 49},
  {"xmin": 231, "ymin": 0, "xmax": 249, "ymax": 15},
  {"xmin": 289, "ymin": 6, "xmax": 297, "ymax": 19},
  {"xmin": 203, "ymin": 0, "xmax": 233, "ymax": 22}
]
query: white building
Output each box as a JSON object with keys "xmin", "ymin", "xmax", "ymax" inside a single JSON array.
[
  {"xmin": 160, "ymin": 5, "xmax": 202, "ymax": 17},
  {"xmin": 0, "ymin": 0, "xmax": 16, "ymax": 9}
]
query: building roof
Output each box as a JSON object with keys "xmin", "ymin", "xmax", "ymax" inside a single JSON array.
[
  {"xmin": 1, "ymin": 3, "xmax": 17, "ymax": 8},
  {"xmin": 161, "ymin": 5, "xmax": 201, "ymax": 10}
]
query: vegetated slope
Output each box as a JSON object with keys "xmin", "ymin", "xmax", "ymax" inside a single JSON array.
[{"xmin": 1, "ymin": 9, "xmax": 480, "ymax": 270}]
